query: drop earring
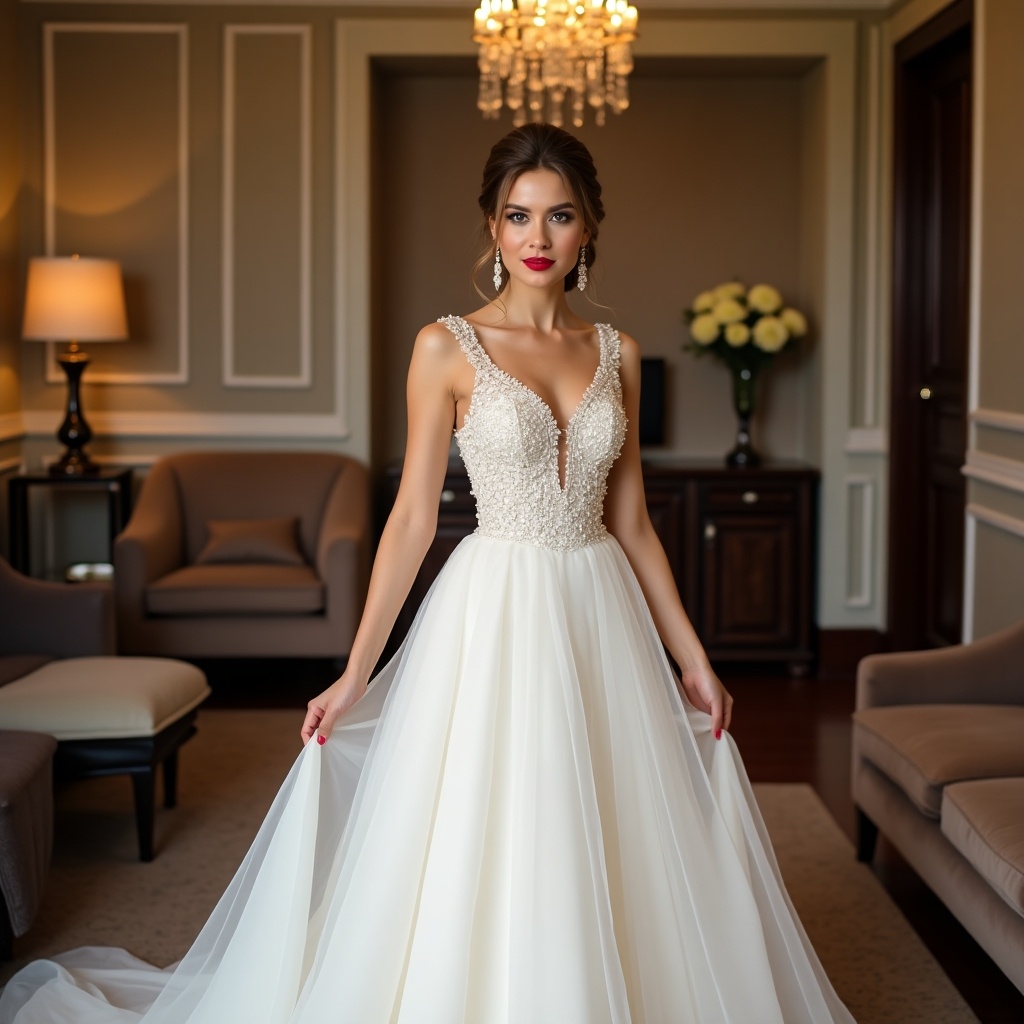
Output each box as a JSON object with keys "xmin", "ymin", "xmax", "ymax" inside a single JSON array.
[
  {"xmin": 577, "ymin": 246, "xmax": 588, "ymax": 292},
  {"xmin": 493, "ymin": 247, "xmax": 503, "ymax": 293}
]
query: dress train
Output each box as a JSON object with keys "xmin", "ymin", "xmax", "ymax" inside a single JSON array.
[{"xmin": 0, "ymin": 534, "xmax": 854, "ymax": 1023}]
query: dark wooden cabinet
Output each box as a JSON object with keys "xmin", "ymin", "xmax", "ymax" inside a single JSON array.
[
  {"xmin": 382, "ymin": 460, "xmax": 818, "ymax": 670},
  {"xmin": 643, "ymin": 462, "xmax": 819, "ymax": 671}
]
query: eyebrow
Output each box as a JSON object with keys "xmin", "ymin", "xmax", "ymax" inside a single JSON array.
[{"xmin": 505, "ymin": 201, "xmax": 576, "ymax": 213}]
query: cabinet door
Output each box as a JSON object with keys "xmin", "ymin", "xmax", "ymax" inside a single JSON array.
[
  {"xmin": 701, "ymin": 511, "xmax": 797, "ymax": 650},
  {"xmin": 645, "ymin": 485, "xmax": 685, "ymax": 585}
]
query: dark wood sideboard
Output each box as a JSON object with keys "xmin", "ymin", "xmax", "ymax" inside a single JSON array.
[{"xmin": 382, "ymin": 459, "xmax": 819, "ymax": 672}]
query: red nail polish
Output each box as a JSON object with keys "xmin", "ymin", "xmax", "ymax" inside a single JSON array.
[
  {"xmin": 715, "ymin": 729, "xmax": 722, "ymax": 740},
  {"xmin": 317, "ymin": 735, "xmax": 326, "ymax": 745}
]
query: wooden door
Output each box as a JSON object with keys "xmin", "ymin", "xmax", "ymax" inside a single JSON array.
[{"xmin": 889, "ymin": 0, "xmax": 972, "ymax": 650}]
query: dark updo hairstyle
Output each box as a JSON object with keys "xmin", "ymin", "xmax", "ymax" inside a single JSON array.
[{"xmin": 474, "ymin": 123, "xmax": 605, "ymax": 298}]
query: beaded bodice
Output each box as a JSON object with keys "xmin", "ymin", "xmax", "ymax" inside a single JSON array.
[{"xmin": 441, "ymin": 315, "xmax": 627, "ymax": 551}]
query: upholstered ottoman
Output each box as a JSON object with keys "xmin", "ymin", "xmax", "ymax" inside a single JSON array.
[
  {"xmin": 0, "ymin": 730, "xmax": 57, "ymax": 959},
  {"xmin": 0, "ymin": 658, "xmax": 210, "ymax": 862}
]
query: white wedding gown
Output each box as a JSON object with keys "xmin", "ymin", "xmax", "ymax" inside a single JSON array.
[{"xmin": 0, "ymin": 317, "xmax": 855, "ymax": 1023}]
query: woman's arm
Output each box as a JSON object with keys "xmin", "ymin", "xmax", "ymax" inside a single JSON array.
[
  {"xmin": 604, "ymin": 334, "xmax": 733, "ymax": 738},
  {"xmin": 302, "ymin": 323, "xmax": 466, "ymax": 744}
]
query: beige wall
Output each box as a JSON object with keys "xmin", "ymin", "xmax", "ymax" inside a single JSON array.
[
  {"xmin": 0, "ymin": 0, "xmax": 21, "ymax": 422},
  {"xmin": 963, "ymin": 0, "xmax": 1024, "ymax": 639},
  {"xmin": 5, "ymin": 7, "xmax": 877, "ymax": 627},
  {"xmin": 20, "ymin": 2, "xmax": 1024, "ymax": 639},
  {"xmin": 15, "ymin": 6, "xmax": 342, "ymax": 444},
  {"xmin": 373, "ymin": 64, "xmax": 810, "ymax": 466},
  {"xmin": 1, "ymin": 0, "xmax": 1020, "ymax": 636},
  {"xmin": 973, "ymin": 0, "xmax": 1024, "ymax": 413},
  {"xmin": 0, "ymin": 0, "xmax": 24, "ymax": 559}
]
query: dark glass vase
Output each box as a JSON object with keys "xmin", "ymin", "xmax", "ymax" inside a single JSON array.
[{"xmin": 726, "ymin": 365, "xmax": 762, "ymax": 468}]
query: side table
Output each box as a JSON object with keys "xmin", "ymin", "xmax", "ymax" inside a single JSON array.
[{"xmin": 8, "ymin": 468, "xmax": 134, "ymax": 577}]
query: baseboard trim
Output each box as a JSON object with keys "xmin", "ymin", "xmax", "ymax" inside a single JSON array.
[{"xmin": 818, "ymin": 628, "xmax": 888, "ymax": 680}]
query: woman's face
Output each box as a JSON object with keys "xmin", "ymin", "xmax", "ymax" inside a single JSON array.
[{"xmin": 491, "ymin": 168, "xmax": 589, "ymax": 292}]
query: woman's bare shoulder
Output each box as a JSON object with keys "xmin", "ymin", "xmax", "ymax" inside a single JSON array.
[{"xmin": 413, "ymin": 320, "xmax": 465, "ymax": 360}]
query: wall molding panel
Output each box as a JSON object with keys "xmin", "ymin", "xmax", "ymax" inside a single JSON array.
[
  {"xmin": 0, "ymin": 412, "xmax": 25, "ymax": 443},
  {"xmin": 222, "ymin": 24, "xmax": 312, "ymax": 389},
  {"xmin": 21, "ymin": 408, "xmax": 347, "ymax": 439},
  {"xmin": 963, "ymin": 509, "xmax": 977, "ymax": 642},
  {"xmin": 845, "ymin": 426, "xmax": 887, "ymax": 455},
  {"xmin": 844, "ymin": 475, "xmax": 876, "ymax": 608},
  {"xmin": 971, "ymin": 406, "xmax": 1024, "ymax": 435},
  {"xmin": 967, "ymin": 502, "xmax": 1024, "ymax": 541},
  {"xmin": 964, "ymin": 500, "xmax": 1024, "ymax": 641},
  {"xmin": 963, "ymin": 449, "xmax": 1024, "ymax": 496},
  {"xmin": 43, "ymin": 22, "xmax": 189, "ymax": 385},
  {"xmin": 41, "ymin": 452, "xmax": 158, "ymax": 469}
]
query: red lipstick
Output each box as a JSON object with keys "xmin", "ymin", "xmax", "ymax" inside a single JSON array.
[{"xmin": 523, "ymin": 257, "xmax": 555, "ymax": 271}]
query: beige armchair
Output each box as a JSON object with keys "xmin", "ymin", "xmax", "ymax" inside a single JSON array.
[{"xmin": 114, "ymin": 452, "xmax": 370, "ymax": 659}]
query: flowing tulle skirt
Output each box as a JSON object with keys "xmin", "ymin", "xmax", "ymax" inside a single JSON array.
[{"xmin": 0, "ymin": 534, "xmax": 855, "ymax": 1023}]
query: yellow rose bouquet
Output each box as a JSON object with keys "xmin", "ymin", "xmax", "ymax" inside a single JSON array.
[{"xmin": 684, "ymin": 281, "xmax": 809, "ymax": 466}]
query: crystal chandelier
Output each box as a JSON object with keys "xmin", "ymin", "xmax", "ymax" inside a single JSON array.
[{"xmin": 473, "ymin": 1, "xmax": 639, "ymax": 128}]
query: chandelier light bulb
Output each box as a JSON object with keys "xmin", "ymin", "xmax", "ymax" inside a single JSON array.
[{"xmin": 473, "ymin": 0, "xmax": 639, "ymax": 128}]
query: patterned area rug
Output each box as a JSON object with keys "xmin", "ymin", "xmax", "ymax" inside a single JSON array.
[{"xmin": 1, "ymin": 710, "xmax": 978, "ymax": 1023}]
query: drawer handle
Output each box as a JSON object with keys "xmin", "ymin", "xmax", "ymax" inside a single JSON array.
[
  {"xmin": 704, "ymin": 522, "xmax": 717, "ymax": 542},
  {"xmin": 742, "ymin": 490, "xmax": 759, "ymax": 504},
  {"xmin": 440, "ymin": 489, "xmax": 456, "ymax": 504}
]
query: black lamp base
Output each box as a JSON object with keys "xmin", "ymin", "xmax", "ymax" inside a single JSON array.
[
  {"xmin": 49, "ymin": 450, "xmax": 101, "ymax": 476},
  {"xmin": 50, "ymin": 346, "xmax": 99, "ymax": 476}
]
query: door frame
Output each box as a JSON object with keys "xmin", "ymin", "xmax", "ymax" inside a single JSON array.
[{"xmin": 887, "ymin": 0, "xmax": 973, "ymax": 651}]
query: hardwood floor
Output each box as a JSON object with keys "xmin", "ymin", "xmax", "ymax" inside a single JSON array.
[{"xmin": 199, "ymin": 659, "xmax": 1024, "ymax": 1023}]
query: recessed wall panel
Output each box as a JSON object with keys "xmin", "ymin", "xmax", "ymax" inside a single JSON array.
[
  {"xmin": 45, "ymin": 24, "xmax": 187, "ymax": 383},
  {"xmin": 223, "ymin": 26, "xmax": 311, "ymax": 388},
  {"xmin": 845, "ymin": 476, "xmax": 874, "ymax": 608},
  {"xmin": 970, "ymin": 512, "xmax": 1024, "ymax": 638}
]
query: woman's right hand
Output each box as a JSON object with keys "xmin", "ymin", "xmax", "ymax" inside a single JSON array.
[{"xmin": 301, "ymin": 674, "xmax": 366, "ymax": 745}]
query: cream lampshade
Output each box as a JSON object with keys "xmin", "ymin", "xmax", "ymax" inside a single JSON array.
[{"xmin": 22, "ymin": 255, "xmax": 129, "ymax": 476}]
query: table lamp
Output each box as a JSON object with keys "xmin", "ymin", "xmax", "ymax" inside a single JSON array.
[{"xmin": 22, "ymin": 255, "xmax": 129, "ymax": 476}]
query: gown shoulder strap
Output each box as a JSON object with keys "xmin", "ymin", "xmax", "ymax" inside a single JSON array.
[
  {"xmin": 597, "ymin": 323, "xmax": 622, "ymax": 376},
  {"xmin": 438, "ymin": 315, "xmax": 490, "ymax": 372}
]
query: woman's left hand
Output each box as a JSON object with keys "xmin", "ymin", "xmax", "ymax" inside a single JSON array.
[{"xmin": 679, "ymin": 666, "xmax": 734, "ymax": 740}]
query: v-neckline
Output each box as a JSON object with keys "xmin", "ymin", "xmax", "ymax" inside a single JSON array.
[{"xmin": 458, "ymin": 316, "xmax": 605, "ymax": 436}]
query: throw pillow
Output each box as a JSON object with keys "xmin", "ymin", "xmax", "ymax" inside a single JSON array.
[{"xmin": 195, "ymin": 516, "xmax": 304, "ymax": 566}]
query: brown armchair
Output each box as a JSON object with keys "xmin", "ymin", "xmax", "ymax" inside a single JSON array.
[
  {"xmin": 852, "ymin": 622, "xmax": 1024, "ymax": 994},
  {"xmin": 114, "ymin": 451, "xmax": 370, "ymax": 659},
  {"xmin": 0, "ymin": 563, "xmax": 110, "ymax": 953},
  {"xmin": 0, "ymin": 559, "xmax": 115, "ymax": 681}
]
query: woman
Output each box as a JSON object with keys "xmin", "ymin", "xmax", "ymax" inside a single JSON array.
[{"xmin": 0, "ymin": 124, "xmax": 855, "ymax": 1023}]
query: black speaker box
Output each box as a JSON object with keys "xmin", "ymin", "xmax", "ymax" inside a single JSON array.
[{"xmin": 639, "ymin": 357, "xmax": 666, "ymax": 446}]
